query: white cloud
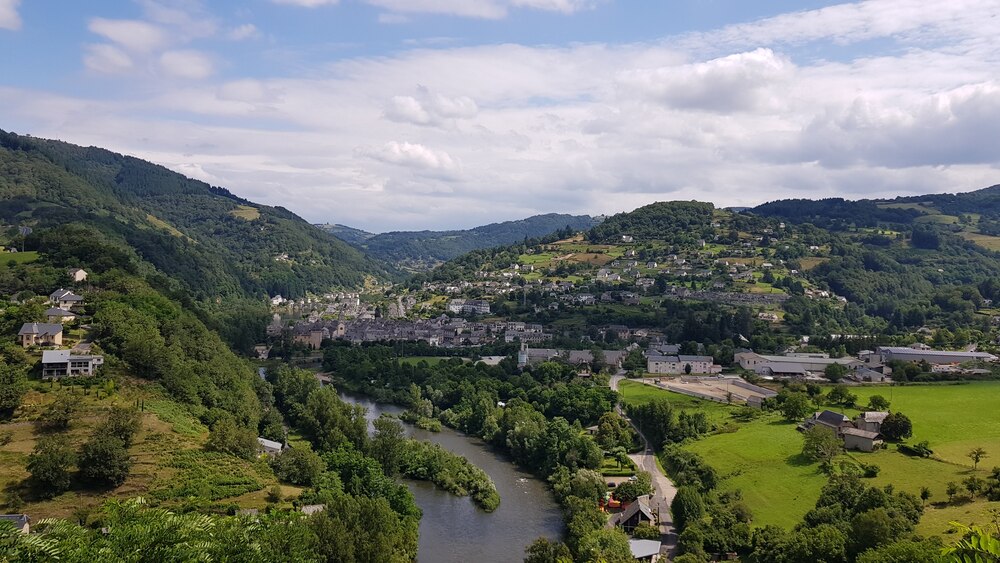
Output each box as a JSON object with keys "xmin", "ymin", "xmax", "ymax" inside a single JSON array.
[
  {"xmin": 365, "ymin": 0, "xmax": 595, "ymax": 19},
  {"xmin": 83, "ymin": 44, "xmax": 134, "ymax": 74},
  {"xmin": 88, "ymin": 18, "xmax": 169, "ymax": 53},
  {"xmin": 160, "ymin": 50, "xmax": 214, "ymax": 79},
  {"xmin": 384, "ymin": 86, "xmax": 477, "ymax": 126},
  {"xmin": 363, "ymin": 141, "xmax": 459, "ymax": 174},
  {"xmin": 619, "ymin": 48, "xmax": 792, "ymax": 112},
  {"xmin": 228, "ymin": 23, "xmax": 260, "ymax": 40},
  {"xmin": 271, "ymin": 0, "xmax": 339, "ymax": 7},
  {"xmin": 0, "ymin": 0, "xmax": 21, "ymax": 31},
  {"xmin": 13, "ymin": 0, "xmax": 1000, "ymax": 230}
]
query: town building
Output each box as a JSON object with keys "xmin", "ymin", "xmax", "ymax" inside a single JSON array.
[
  {"xmin": 874, "ymin": 346, "xmax": 997, "ymax": 365},
  {"xmin": 647, "ymin": 355, "xmax": 722, "ymax": 375}
]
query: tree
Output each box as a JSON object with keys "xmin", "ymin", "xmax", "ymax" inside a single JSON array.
[
  {"xmin": 78, "ymin": 435, "xmax": 131, "ymax": 487},
  {"xmin": 612, "ymin": 472, "xmax": 652, "ymax": 503},
  {"xmin": 40, "ymin": 393, "xmax": 77, "ymax": 431},
  {"xmin": 964, "ymin": 476, "xmax": 985, "ymax": 498},
  {"xmin": 371, "ymin": 416, "xmax": 405, "ymax": 477},
  {"xmin": 779, "ymin": 392, "xmax": 812, "ymax": 422},
  {"xmin": 266, "ymin": 485, "xmax": 283, "ymax": 503},
  {"xmin": 569, "ymin": 469, "xmax": 608, "ymax": 502},
  {"xmin": 27, "ymin": 434, "xmax": 76, "ymax": 497},
  {"xmin": 867, "ymin": 395, "xmax": 890, "ymax": 412},
  {"xmin": 98, "ymin": 406, "xmax": 141, "ymax": 448},
  {"xmin": 631, "ymin": 522, "xmax": 661, "ymax": 540},
  {"xmin": 0, "ymin": 363, "xmax": 27, "ymax": 419},
  {"xmin": 946, "ymin": 482, "xmax": 959, "ymax": 502},
  {"xmin": 524, "ymin": 537, "xmax": 573, "ymax": 563},
  {"xmin": 880, "ymin": 412, "xmax": 913, "ymax": 442},
  {"xmin": 206, "ymin": 417, "xmax": 258, "ymax": 460},
  {"xmin": 271, "ymin": 445, "xmax": 325, "ymax": 486},
  {"xmin": 578, "ymin": 528, "xmax": 633, "ymax": 563},
  {"xmin": 824, "ymin": 363, "xmax": 848, "ymax": 383},
  {"xmin": 672, "ymin": 486, "xmax": 706, "ymax": 532},
  {"xmin": 969, "ymin": 447, "xmax": 988, "ymax": 470},
  {"xmin": 826, "ymin": 385, "xmax": 856, "ymax": 407},
  {"xmin": 919, "ymin": 487, "xmax": 931, "ymax": 505},
  {"xmin": 802, "ymin": 426, "xmax": 842, "ymax": 467}
]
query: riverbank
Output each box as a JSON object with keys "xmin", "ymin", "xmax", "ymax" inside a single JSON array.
[{"xmin": 341, "ymin": 393, "xmax": 564, "ymax": 562}]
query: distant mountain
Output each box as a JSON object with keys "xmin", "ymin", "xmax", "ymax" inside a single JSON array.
[
  {"xmin": 0, "ymin": 130, "xmax": 391, "ymax": 301},
  {"xmin": 320, "ymin": 213, "xmax": 599, "ymax": 271},
  {"xmin": 313, "ymin": 223, "xmax": 374, "ymax": 246}
]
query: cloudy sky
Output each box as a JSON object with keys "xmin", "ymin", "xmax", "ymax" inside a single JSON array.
[{"xmin": 1, "ymin": 0, "xmax": 999, "ymax": 232}]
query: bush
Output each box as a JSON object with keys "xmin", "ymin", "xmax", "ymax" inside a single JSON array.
[
  {"xmin": 206, "ymin": 418, "xmax": 258, "ymax": 460},
  {"xmin": 862, "ymin": 463, "xmax": 880, "ymax": 478},
  {"xmin": 78, "ymin": 435, "xmax": 131, "ymax": 487},
  {"xmin": 631, "ymin": 521, "xmax": 661, "ymax": 540},
  {"xmin": 270, "ymin": 445, "xmax": 325, "ymax": 487}
]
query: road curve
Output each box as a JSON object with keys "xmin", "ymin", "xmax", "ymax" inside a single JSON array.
[{"xmin": 609, "ymin": 374, "xmax": 678, "ymax": 554}]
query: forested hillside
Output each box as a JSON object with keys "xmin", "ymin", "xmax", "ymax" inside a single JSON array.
[
  {"xmin": 321, "ymin": 213, "xmax": 597, "ymax": 271},
  {"xmin": 587, "ymin": 201, "xmax": 714, "ymax": 243},
  {"xmin": 0, "ymin": 130, "xmax": 390, "ymax": 302}
]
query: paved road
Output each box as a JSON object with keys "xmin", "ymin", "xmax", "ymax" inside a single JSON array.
[{"xmin": 609, "ymin": 374, "xmax": 678, "ymax": 554}]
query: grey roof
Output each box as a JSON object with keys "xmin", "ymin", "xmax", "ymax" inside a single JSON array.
[
  {"xmin": 18, "ymin": 322, "xmax": 63, "ymax": 336},
  {"xmin": 257, "ymin": 437, "xmax": 283, "ymax": 451},
  {"xmin": 813, "ymin": 410, "xmax": 850, "ymax": 427},
  {"xmin": 0, "ymin": 514, "xmax": 29, "ymax": 529},
  {"xmin": 607, "ymin": 494, "xmax": 655, "ymax": 528},
  {"xmin": 45, "ymin": 308, "xmax": 75, "ymax": 317},
  {"xmin": 761, "ymin": 362, "xmax": 808, "ymax": 374},
  {"xmin": 678, "ymin": 355, "xmax": 714, "ymax": 363},
  {"xmin": 49, "ymin": 289, "xmax": 83, "ymax": 302},
  {"xmin": 878, "ymin": 346, "xmax": 996, "ymax": 360},
  {"xmin": 629, "ymin": 539, "xmax": 662, "ymax": 559},
  {"xmin": 842, "ymin": 427, "xmax": 881, "ymax": 439},
  {"xmin": 860, "ymin": 411, "xmax": 889, "ymax": 423}
]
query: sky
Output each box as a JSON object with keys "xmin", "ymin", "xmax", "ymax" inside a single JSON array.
[{"xmin": 1, "ymin": 0, "xmax": 999, "ymax": 232}]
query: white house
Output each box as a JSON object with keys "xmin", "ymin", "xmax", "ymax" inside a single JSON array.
[
  {"xmin": 41, "ymin": 349, "xmax": 104, "ymax": 379},
  {"xmin": 68, "ymin": 268, "xmax": 88, "ymax": 282},
  {"xmin": 49, "ymin": 289, "xmax": 83, "ymax": 310}
]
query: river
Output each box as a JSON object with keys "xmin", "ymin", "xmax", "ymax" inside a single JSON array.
[{"xmin": 340, "ymin": 393, "xmax": 564, "ymax": 563}]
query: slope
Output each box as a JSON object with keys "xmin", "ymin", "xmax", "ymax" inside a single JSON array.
[
  {"xmin": 0, "ymin": 130, "xmax": 391, "ymax": 302},
  {"xmin": 321, "ymin": 213, "xmax": 598, "ymax": 271}
]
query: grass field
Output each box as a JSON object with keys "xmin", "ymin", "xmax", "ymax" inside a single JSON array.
[
  {"xmin": 229, "ymin": 205, "xmax": 261, "ymax": 221},
  {"xmin": 399, "ymin": 356, "xmax": 452, "ymax": 366},
  {"xmin": 798, "ymin": 257, "xmax": 829, "ymax": 271},
  {"xmin": 0, "ymin": 378, "xmax": 280, "ymax": 520},
  {"xmin": 0, "ymin": 250, "xmax": 39, "ymax": 267},
  {"xmin": 960, "ymin": 231, "xmax": 1000, "ymax": 251},
  {"xmin": 620, "ymin": 380, "xmax": 1000, "ymax": 535}
]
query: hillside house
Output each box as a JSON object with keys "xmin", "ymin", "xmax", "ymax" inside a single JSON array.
[
  {"xmin": 257, "ymin": 437, "xmax": 284, "ymax": 456},
  {"xmin": 41, "ymin": 349, "xmax": 104, "ymax": 379},
  {"xmin": 0, "ymin": 514, "xmax": 29, "ymax": 534},
  {"xmin": 49, "ymin": 289, "xmax": 83, "ymax": 310},
  {"xmin": 68, "ymin": 268, "xmax": 88, "ymax": 282},
  {"xmin": 45, "ymin": 308, "xmax": 76, "ymax": 323},
  {"xmin": 17, "ymin": 323, "xmax": 63, "ymax": 348}
]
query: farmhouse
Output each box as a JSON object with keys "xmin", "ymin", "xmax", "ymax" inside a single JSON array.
[
  {"xmin": 68, "ymin": 268, "xmax": 88, "ymax": 282},
  {"xmin": 842, "ymin": 427, "xmax": 883, "ymax": 452},
  {"xmin": 41, "ymin": 349, "xmax": 104, "ymax": 379},
  {"xmin": 854, "ymin": 411, "xmax": 889, "ymax": 433},
  {"xmin": 17, "ymin": 322, "xmax": 63, "ymax": 348},
  {"xmin": 800, "ymin": 410, "xmax": 852, "ymax": 435}
]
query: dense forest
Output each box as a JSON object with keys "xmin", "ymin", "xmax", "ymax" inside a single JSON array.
[
  {"xmin": 0, "ymin": 130, "xmax": 391, "ymax": 302},
  {"xmin": 587, "ymin": 201, "xmax": 715, "ymax": 243},
  {"xmin": 320, "ymin": 213, "xmax": 597, "ymax": 270}
]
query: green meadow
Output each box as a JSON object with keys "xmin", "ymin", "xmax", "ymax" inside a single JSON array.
[{"xmin": 620, "ymin": 380, "xmax": 1000, "ymax": 536}]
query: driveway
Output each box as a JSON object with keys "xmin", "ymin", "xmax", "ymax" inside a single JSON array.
[{"xmin": 609, "ymin": 374, "xmax": 678, "ymax": 553}]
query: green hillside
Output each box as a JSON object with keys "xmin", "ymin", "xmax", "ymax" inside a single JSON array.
[
  {"xmin": 321, "ymin": 213, "xmax": 597, "ymax": 271},
  {"xmin": 0, "ymin": 130, "xmax": 391, "ymax": 302}
]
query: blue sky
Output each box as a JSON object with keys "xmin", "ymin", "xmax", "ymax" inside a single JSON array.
[{"xmin": 1, "ymin": 0, "xmax": 999, "ymax": 231}]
